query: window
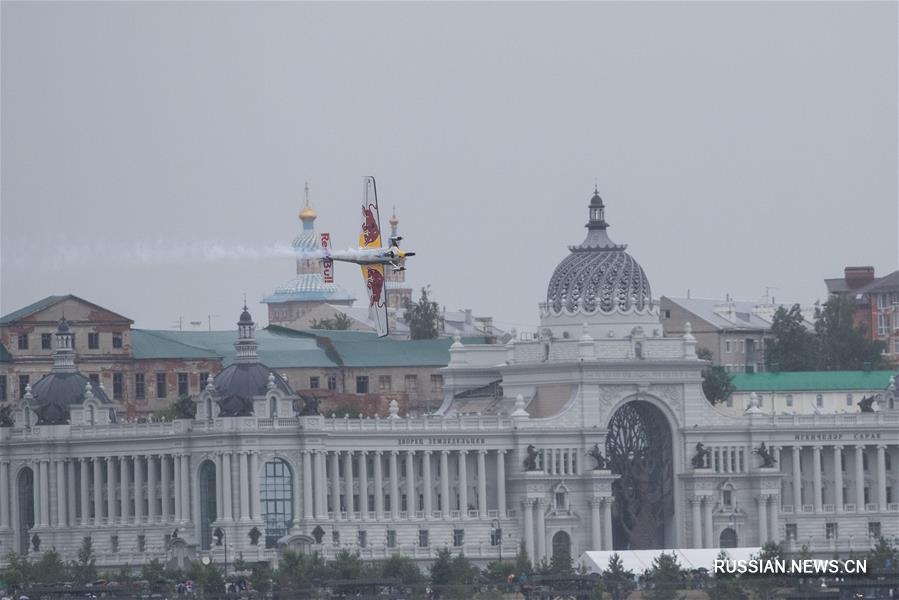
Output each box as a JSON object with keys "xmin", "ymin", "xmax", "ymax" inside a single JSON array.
[
  {"xmin": 663, "ymin": 309, "xmax": 671, "ymax": 319},
  {"xmin": 378, "ymin": 375, "xmax": 392, "ymax": 393},
  {"xmin": 430, "ymin": 374, "xmax": 443, "ymax": 394},
  {"xmin": 111, "ymin": 535, "xmax": 119, "ymax": 553},
  {"xmin": 863, "ymin": 452, "xmax": 869, "ymax": 471},
  {"xmin": 453, "ymin": 529, "xmax": 464, "ymax": 547},
  {"xmin": 555, "ymin": 491, "xmax": 567, "ymax": 509},
  {"xmin": 739, "ymin": 340, "xmax": 745, "ymax": 354},
  {"xmin": 138, "ymin": 535, "xmax": 146, "ymax": 552},
  {"xmin": 878, "ymin": 294, "xmax": 887, "ymax": 309},
  {"xmin": 356, "ymin": 376, "xmax": 369, "ymax": 394},
  {"xmin": 887, "ymin": 487, "xmax": 893, "ymax": 504},
  {"xmin": 18, "ymin": 375, "xmax": 29, "ymax": 398},
  {"xmin": 199, "ymin": 372, "xmax": 210, "ymax": 390},
  {"xmin": 88, "ymin": 333, "xmax": 99, "ymax": 350},
  {"xmin": 358, "ymin": 530, "xmax": 367, "ymax": 548},
  {"xmin": 17, "ymin": 334, "xmax": 28, "ymax": 350},
  {"xmin": 785, "ymin": 524, "xmax": 797, "ymax": 540},
  {"xmin": 864, "ymin": 488, "xmax": 871, "ymax": 504},
  {"xmin": 262, "ymin": 459, "xmax": 294, "ymax": 549},
  {"xmin": 327, "ymin": 375, "xmax": 337, "ymax": 391},
  {"xmin": 310, "ymin": 376, "xmax": 320, "ymax": 389},
  {"xmin": 418, "ymin": 529, "xmax": 429, "ymax": 547},
  {"xmin": 816, "ymin": 394, "xmax": 824, "ymax": 408},
  {"xmin": 332, "ymin": 530, "xmax": 340, "ymax": 545},
  {"xmin": 177, "ymin": 373, "xmax": 188, "ymax": 397},
  {"xmin": 112, "ymin": 373, "xmax": 123, "ymax": 400},
  {"xmin": 89, "ymin": 373, "xmax": 100, "ymax": 387},
  {"xmin": 41, "ymin": 333, "xmax": 52, "ymax": 350},
  {"xmin": 0, "ymin": 375, "xmax": 6, "ymax": 401},
  {"xmin": 847, "ymin": 393, "xmax": 853, "ymax": 406},
  {"xmin": 387, "ymin": 530, "xmax": 397, "ymax": 548},
  {"xmin": 723, "ymin": 490, "xmax": 733, "ymax": 507},
  {"xmin": 112, "ymin": 332, "xmax": 123, "ymax": 349},
  {"xmin": 156, "ymin": 373, "xmax": 167, "ymax": 399},
  {"xmin": 868, "ymin": 522, "xmax": 881, "ymax": 538},
  {"xmin": 785, "ymin": 394, "xmax": 793, "ymax": 407},
  {"xmin": 878, "ymin": 314, "xmax": 889, "ymax": 337},
  {"xmin": 404, "ymin": 375, "xmax": 418, "ymax": 397},
  {"xmin": 826, "ymin": 523, "xmax": 838, "ymax": 540},
  {"xmin": 135, "ymin": 374, "xmax": 145, "ymax": 400},
  {"xmin": 725, "ymin": 340, "xmax": 731, "ymax": 353},
  {"xmin": 491, "ymin": 527, "xmax": 503, "ymax": 546},
  {"xmin": 886, "ymin": 453, "xmax": 892, "ymax": 471}
]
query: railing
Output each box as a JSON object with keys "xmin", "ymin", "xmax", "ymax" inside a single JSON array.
[
  {"xmin": 781, "ymin": 504, "xmax": 793, "ymax": 514},
  {"xmin": 823, "ymin": 504, "xmax": 835, "ymax": 513},
  {"xmin": 801, "ymin": 505, "xmax": 814, "ymax": 513},
  {"xmin": 308, "ymin": 415, "xmax": 513, "ymax": 432},
  {"xmin": 866, "ymin": 503, "xmax": 879, "ymax": 512},
  {"xmin": 844, "ymin": 503, "xmax": 857, "ymax": 512},
  {"xmin": 889, "ymin": 503, "xmax": 899, "ymax": 512},
  {"xmin": 765, "ymin": 412, "xmax": 899, "ymax": 426}
]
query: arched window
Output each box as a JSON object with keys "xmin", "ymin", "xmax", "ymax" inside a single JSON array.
[
  {"xmin": 262, "ymin": 458, "xmax": 294, "ymax": 548},
  {"xmin": 198, "ymin": 461, "xmax": 217, "ymax": 550},
  {"xmin": 552, "ymin": 530, "xmax": 571, "ymax": 560},
  {"xmin": 719, "ymin": 527, "xmax": 738, "ymax": 548},
  {"xmin": 270, "ymin": 397, "xmax": 277, "ymax": 417}
]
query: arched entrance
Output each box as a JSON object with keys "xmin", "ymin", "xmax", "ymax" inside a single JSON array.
[
  {"xmin": 606, "ymin": 400, "xmax": 675, "ymax": 550},
  {"xmin": 198, "ymin": 461, "xmax": 217, "ymax": 550},
  {"xmin": 719, "ymin": 528, "xmax": 738, "ymax": 548},
  {"xmin": 551, "ymin": 530, "xmax": 571, "ymax": 562},
  {"xmin": 16, "ymin": 467, "xmax": 34, "ymax": 554}
]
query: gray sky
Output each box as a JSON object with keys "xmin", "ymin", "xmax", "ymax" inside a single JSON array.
[{"xmin": 2, "ymin": 1, "xmax": 897, "ymax": 333}]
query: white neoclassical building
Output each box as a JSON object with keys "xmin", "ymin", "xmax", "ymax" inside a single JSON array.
[{"xmin": 1, "ymin": 189, "xmax": 898, "ymax": 571}]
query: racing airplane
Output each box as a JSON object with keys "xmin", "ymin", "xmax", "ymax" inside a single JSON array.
[{"xmin": 319, "ymin": 177, "xmax": 415, "ymax": 336}]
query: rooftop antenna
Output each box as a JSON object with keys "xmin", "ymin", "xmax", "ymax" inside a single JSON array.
[
  {"xmin": 207, "ymin": 314, "xmax": 219, "ymax": 331},
  {"xmin": 172, "ymin": 316, "xmax": 183, "ymax": 331},
  {"xmin": 764, "ymin": 286, "xmax": 778, "ymax": 304}
]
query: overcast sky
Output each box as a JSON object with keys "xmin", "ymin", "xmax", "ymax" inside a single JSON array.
[{"xmin": 2, "ymin": 2, "xmax": 897, "ymax": 333}]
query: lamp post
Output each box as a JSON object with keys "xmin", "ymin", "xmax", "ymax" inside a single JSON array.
[
  {"xmin": 491, "ymin": 518, "xmax": 503, "ymax": 562},
  {"xmin": 213, "ymin": 527, "xmax": 227, "ymax": 578}
]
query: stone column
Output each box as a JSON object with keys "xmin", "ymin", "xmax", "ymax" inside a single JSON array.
[
  {"xmin": 55, "ymin": 460, "xmax": 67, "ymax": 526},
  {"xmin": 590, "ymin": 498, "xmax": 602, "ymax": 550},
  {"xmin": 147, "ymin": 455, "xmax": 157, "ymax": 521},
  {"xmin": 106, "ymin": 457, "xmax": 116, "ymax": 524},
  {"xmin": 32, "ymin": 461, "xmax": 40, "ymax": 529},
  {"xmin": 249, "ymin": 452, "xmax": 260, "ymax": 520},
  {"xmin": 357, "ymin": 451, "xmax": 368, "ymax": 520},
  {"xmin": 535, "ymin": 499, "xmax": 546, "ymax": 562},
  {"xmin": 314, "ymin": 451, "xmax": 325, "ymax": 519},
  {"xmin": 181, "ymin": 454, "xmax": 192, "ymax": 522},
  {"xmin": 854, "ymin": 446, "xmax": 865, "ymax": 509},
  {"xmin": 497, "ymin": 451, "xmax": 507, "ymax": 518},
  {"xmin": 373, "ymin": 451, "xmax": 384, "ymax": 519},
  {"xmin": 79, "ymin": 459, "xmax": 89, "ymax": 526},
  {"xmin": 691, "ymin": 497, "xmax": 702, "ymax": 548},
  {"xmin": 439, "ymin": 451, "xmax": 450, "ymax": 517},
  {"xmin": 602, "ymin": 498, "xmax": 614, "ymax": 550},
  {"xmin": 0, "ymin": 461, "xmax": 8, "ymax": 529},
  {"xmin": 67, "ymin": 460, "xmax": 76, "ymax": 527},
  {"xmin": 343, "ymin": 451, "xmax": 355, "ymax": 517},
  {"xmin": 702, "ymin": 497, "xmax": 713, "ymax": 549},
  {"xmin": 161, "ymin": 455, "xmax": 171, "ymax": 522},
  {"xmin": 133, "ymin": 456, "xmax": 144, "ymax": 522},
  {"xmin": 757, "ymin": 495, "xmax": 768, "ymax": 544},
  {"xmin": 92, "ymin": 459, "xmax": 103, "ymax": 524},
  {"xmin": 833, "ymin": 446, "xmax": 844, "ymax": 512},
  {"xmin": 523, "ymin": 499, "xmax": 535, "ymax": 563},
  {"xmin": 173, "ymin": 454, "xmax": 182, "ymax": 522},
  {"xmin": 769, "ymin": 496, "xmax": 780, "ymax": 542},
  {"xmin": 405, "ymin": 451, "xmax": 416, "ymax": 516},
  {"xmin": 458, "ymin": 451, "xmax": 468, "ymax": 517},
  {"xmin": 39, "ymin": 460, "xmax": 50, "ymax": 527},
  {"xmin": 330, "ymin": 452, "xmax": 341, "ymax": 514},
  {"xmin": 422, "ymin": 451, "xmax": 433, "ymax": 517},
  {"xmin": 120, "ymin": 456, "xmax": 130, "ymax": 522},
  {"xmin": 389, "ymin": 451, "xmax": 400, "ymax": 520},
  {"xmin": 812, "ymin": 446, "xmax": 823, "ymax": 513},
  {"xmin": 723, "ymin": 447, "xmax": 731, "ymax": 473},
  {"xmin": 876, "ymin": 445, "xmax": 887, "ymax": 511},
  {"xmin": 302, "ymin": 451, "xmax": 313, "ymax": 520},
  {"xmin": 215, "ymin": 453, "xmax": 224, "ymax": 518},
  {"xmin": 477, "ymin": 450, "xmax": 487, "ymax": 518},
  {"xmin": 222, "ymin": 453, "xmax": 233, "ymax": 522},
  {"xmin": 792, "ymin": 446, "xmax": 802, "ymax": 510}
]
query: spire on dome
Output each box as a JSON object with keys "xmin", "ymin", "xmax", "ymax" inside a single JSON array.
[
  {"xmin": 235, "ymin": 304, "xmax": 258, "ymax": 363},
  {"xmin": 389, "ymin": 205, "xmax": 399, "ymax": 237},
  {"xmin": 587, "ymin": 186, "xmax": 608, "ymax": 230},
  {"xmin": 299, "ymin": 181, "xmax": 318, "ymax": 224}
]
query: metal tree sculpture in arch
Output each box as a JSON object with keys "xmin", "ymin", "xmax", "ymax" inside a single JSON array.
[{"xmin": 605, "ymin": 400, "xmax": 674, "ymax": 549}]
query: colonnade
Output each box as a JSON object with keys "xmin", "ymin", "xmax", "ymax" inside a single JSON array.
[
  {"xmin": 212, "ymin": 451, "xmax": 262, "ymax": 521},
  {"xmin": 788, "ymin": 444, "xmax": 894, "ymax": 513}
]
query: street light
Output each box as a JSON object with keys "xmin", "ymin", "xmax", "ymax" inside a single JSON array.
[{"xmin": 491, "ymin": 519, "xmax": 503, "ymax": 562}]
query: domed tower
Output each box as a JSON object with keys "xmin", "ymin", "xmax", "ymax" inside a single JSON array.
[
  {"xmin": 385, "ymin": 207, "xmax": 413, "ymax": 310},
  {"xmin": 542, "ymin": 188, "xmax": 659, "ymax": 339}
]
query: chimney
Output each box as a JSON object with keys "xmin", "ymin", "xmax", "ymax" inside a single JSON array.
[{"xmin": 844, "ymin": 266, "xmax": 875, "ymax": 290}]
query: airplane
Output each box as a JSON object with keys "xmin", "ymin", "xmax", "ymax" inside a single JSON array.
[{"xmin": 318, "ymin": 177, "xmax": 415, "ymax": 337}]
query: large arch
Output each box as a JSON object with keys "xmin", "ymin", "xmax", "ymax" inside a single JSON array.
[
  {"xmin": 605, "ymin": 399, "xmax": 675, "ymax": 550},
  {"xmin": 16, "ymin": 467, "xmax": 34, "ymax": 554},
  {"xmin": 198, "ymin": 460, "xmax": 217, "ymax": 550},
  {"xmin": 551, "ymin": 530, "xmax": 571, "ymax": 562}
]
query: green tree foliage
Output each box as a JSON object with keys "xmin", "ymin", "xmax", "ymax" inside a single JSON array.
[
  {"xmin": 406, "ymin": 286, "xmax": 440, "ymax": 340},
  {"xmin": 33, "ymin": 549, "xmax": 67, "ymax": 585},
  {"xmin": 865, "ymin": 536, "xmax": 899, "ymax": 570},
  {"xmin": 326, "ymin": 549, "xmax": 369, "ymax": 580},
  {"xmin": 245, "ymin": 561, "xmax": 275, "ymax": 593},
  {"xmin": 380, "ymin": 554, "xmax": 425, "ymax": 585},
  {"xmin": 430, "ymin": 548, "xmax": 479, "ymax": 599},
  {"xmin": 276, "ymin": 550, "xmax": 327, "ymax": 593},
  {"xmin": 139, "ymin": 558, "xmax": 167, "ymax": 585},
  {"xmin": 602, "ymin": 554, "xmax": 634, "ymax": 600},
  {"xmin": 766, "ymin": 304, "xmax": 819, "ymax": 371},
  {"xmin": 310, "ymin": 313, "xmax": 354, "ymax": 331},
  {"xmin": 70, "ymin": 537, "xmax": 98, "ymax": 584},
  {"xmin": 708, "ymin": 550, "xmax": 748, "ymax": 600},
  {"xmin": 186, "ymin": 560, "xmax": 224, "ymax": 599},
  {"xmin": 643, "ymin": 552, "xmax": 684, "ymax": 600},
  {"xmin": 815, "ymin": 295, "xmax": 886, "ymax": 370},
  {"xmin": 702, "ymin": 365, "xmax": 735, "ymax": 405},
  {"xmin": 1, "ymin": 551, "xmax": 32, "ymax": 589}
]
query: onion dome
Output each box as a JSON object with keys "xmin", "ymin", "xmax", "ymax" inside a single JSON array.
[
  {"xmin": 298, "ymin": 181, "xmax": 318, "ymax": 221},
  {"xmin": 546, "ymin": 188, "xmax": 652, "ymax": 314}
]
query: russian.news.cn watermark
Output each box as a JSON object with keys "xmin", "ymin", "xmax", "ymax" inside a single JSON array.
[{"xmin": 714, "ymin": 559, "xmax": 867, "ymax": 576}]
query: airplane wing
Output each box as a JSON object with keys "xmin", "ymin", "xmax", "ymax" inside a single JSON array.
[
  {"xmin": 359, "ymin": 176, "xmax": 382, "ymax": 250},
  {"xmin": 362, "ymin": 264, "xmax": 389, "ymax": 337}
]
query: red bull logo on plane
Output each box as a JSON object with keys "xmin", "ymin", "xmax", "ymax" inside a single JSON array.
[
  {"xmin": 366, "ymin": 266, "xmax": 385, "ymax": 307},
  {"xmin": 361, "ymin": 204, "xmax": 380, "ymax": 246}
]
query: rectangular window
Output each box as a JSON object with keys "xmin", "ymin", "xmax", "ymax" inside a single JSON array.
[
  {"xmin": 310, "ymin": 376, "xmax": 320, "ymax": 389},
  {"xmin": 0, "ymin": 375, "xmax": 5, "ymax": 401},
  {"xmin": 137, "ymin": 535, "xmax": 146, "ymax": 552},
  {"xmin": 868, "ymin": 522, "xmax": 881, "ymax": 538},
  {"xmin": 332, "ymin": 531, "xmax": 340, "ymax": 545},
  {"xmin": 177, "ymin": 372, "xmax": 188, "ymax": 396},
  {"xmin": 491, "ymin": 527, "xmax": 503, "ymax": 546},
  {"xmin": 878, "ymin": 294, "xmax": 887, "ymax": 309},
  {"xmin": 199, "ymin": 372, "xmax": 209, "ymax": 390},
  {"xmin": 723, "ymin": 490, "xmax": 732, "ymax": 507},
  {"xmin": 386, "ymin": 530, "xmax": 397, "ymax": 548},
  {"xmin": 453, "ymin": 529, "xmax": 464, "ymax": 547},
  {"xmin": 378, "ymin": 375, "xmax": 392, "ymax": 393},
  {"xmin": 785, "ymin": 524, "xmax": 797, "ymax": 540},
  {"xmin": 418, "ymin": 530, "xmax": 429, "ymax": 548},
  {"xmin": 358, "ymin": 530, "xmax": 367, "ymax": 548},
  {"xmin": 725, "ymin": 340, "xmax": 731, "ymax": 353},
  {"xmin": 826, "ymin": 523, "xmax": 838, "ymax": 540},
  {"xmin": 135, "ymin": 374, "xmax": 145, "ymax": 400},
  {"xmin": 41, "ymin": 333, "xmax": 52, "ymax": 350},
  {"xmin": 112, "ymin": 373, "xmax": 123, "ymax": 400},
  {"xmin": 816, "ymin": 394, "xmax": 824, "ymax": 408},
  {"xmin": 112, "ymin": 332, "xmax": 123, "ymax": 349},
  {"xmin": 17, "ymin": 334, "xmax": 28, "ymax": 350},
  {"xmin": 356, "ymin": 376, "xmax": 369, "ymax": 394},
  {"xmin": 18, "ymin": 375, "xmax": 29, "ymax": 398},
  {"xmin": 88, "ymin": 332, "xmax": 99, "ymax": 350},
  {"xmin": 327, "ymin": 375, "xmax": 337, "ymax": 391},
  {"xmin": 879, "ymin": 314, "xmax": 889, "ymax": 336},
  {"xmin": 846, "ymin": 393, "xmax": 853, "ymax": 407},
  {"xmin": 786, "ymin": 394, "xmax": 793, "ymax": 407},
  {"xmin": 111, "ymin": 535, "xmax": 119, "ymax": 553},
  {"xmin": 156, "ymin": 373, "xmax": 167, "ymax": 399},
  {"xmin": 739, "ymin": 340, "xmax": 745, "ymax": 354},
  {"xmin": 430, "ymin": 374, "xmax": 444, "ymax": 394},
  {"xmin": 405, "ymin": 374, "xmax": 418, "ymax": 396}
]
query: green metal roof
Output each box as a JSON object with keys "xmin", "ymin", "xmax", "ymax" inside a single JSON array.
[
  {"xmin": 732, "ymin": 371, "xmax": 896, "ymax": 392},
  {"xmin": 0, "ymin": 295, "xmax": 65, "ymax": 324},
  {"xmin": 131, "ymin": 330, "xmax": 222, "ymax": 360}
]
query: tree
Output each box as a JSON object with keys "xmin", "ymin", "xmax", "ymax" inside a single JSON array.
[
  {"xmin": 601, "ymin": 554, "xmax": 634, "ymax": 600},
  {"xmin": 70, "ymin": 537, "xmax": 98, "ymax": 584},
  {"xmin": 186, "ymin": 560, "xmax": 224, "ymax": 599},
  {"xmin": 865, "ymin": 536, "xmax": 899, "ymax": 571},
  {"xmin": 707, "ymin": 550, "xmax": 748, "ymax": 600},
  {"xmin": 276, "ymin": 550, "xmax": 327, "ymax": 593},
  {"xmin": 749, "ymin": 543, "xmax": 787, "ymax": 600},
  {"xmin": 702, "ymin": 366, "xmax": 735, "ymax": 405},
  {"xmin": 139, "ymin": 558, "xmax": 167, "ymax": 587},
  {"xmin": 815, "ymin": 295, "xmax": 886, "ymax": 370},
  {"xmin": 765, "ymin": 305, "xmax": 818, "ymax": 371},
  {"xmin": 643, "ymin": 552, "xmax": 684, "ymax": 600},
  {"xmin": 380, "ymin": 554, "xmax": 426, "ymax": 585},
  {"xmin": 310, "ymin": 313, "xmax": 354, "ymax": 331},
  {"xmin": 33, "ymin": 549, "xmax": 67, "ymax": 585},
  {"xmin": 406, "ymin": 286, "xmax": 440, "ymax": 340},
  {"xmin": 2, "ymin": 551, "xmax": 32, "ymax": 590},
  {"xmin": 430, "ymin": 548, "xmax": 479, "ymax": 599}
]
